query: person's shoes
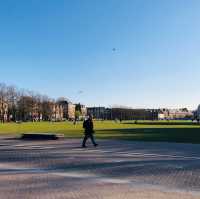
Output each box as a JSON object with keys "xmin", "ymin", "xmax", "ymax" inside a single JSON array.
[
  {"xmin": 82, "ymin": 145, "xmax": 87, "ymax": 148},
  {"xmin": 94, "ymin": 144, "xmax": 98, "ymax": 147}
]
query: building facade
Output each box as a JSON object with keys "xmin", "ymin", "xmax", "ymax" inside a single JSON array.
[
  {"xmin": 87, "ymin": 107, "xmax": 159, "ymax": 120},
  {"xmin": 52, "ymin": 103, "xmax": 64, "ymax": 121},
  {"xmin": 158, "ymin": 108, "xmax": 193, "ymax": 120},
  {"xmin": 193, "ymin": 105, "xmax": 200, "ymax": 121},
  {"xmin": 87, "ymin": 107, "xmax": 107, "ymax": 119},
  {"xmin": 80, "ymin": 105, "xmax": 87, "ymax": 117},
  {"xmin": 57, "ymin": 99, "xmax": 75, "ymax": 120},
  {"xmin": 110, "ymin": 108, "xmax": 159, "ymax": 120}
]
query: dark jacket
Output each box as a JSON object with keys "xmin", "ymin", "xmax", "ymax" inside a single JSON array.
[{"xmin": 83, "ymin": 118, "xmax": 94, "ymax": 134}]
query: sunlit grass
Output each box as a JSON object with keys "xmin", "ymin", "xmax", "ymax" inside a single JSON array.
[{"xmin": 0, "ymin": 120, "xmax": 200, "ymax": 143}]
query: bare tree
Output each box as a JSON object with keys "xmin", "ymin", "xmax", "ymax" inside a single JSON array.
[
  {"xmin": 0, "ymin": 82, "xmax": 71, "ymax": 123},
  {"xmin": 35, "ymin": 94, "xmax": 43, "ymax": 122},
  {"xmin": 6, "ymin": 85, "xmax": 18, "ymax": 121},
  {"xmin": 0, "ymin": 83, "xmax": 7, "ymax": 122},
  {"xmin": 41, "ymin": 96, "xmax": 54, "ymax": 121}
]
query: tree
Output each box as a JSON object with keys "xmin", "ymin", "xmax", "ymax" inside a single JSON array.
[
  {"xmin": 75, "ymin": 103, "xmax": 82, "ymax": 112},
  {"xmin": 17, "ymin": 96, "xmax": 33, "ymax": 121},
  {"xmin": 41, "ymin": 96, "xmax": 54, "ymax": 121},
  {"xmin": 0, "ymin": 83, "xmax": 7, "ymax": 122},
  {"xmin": 0, "ymin": 82, "xmax": 74, "ymax": 123},
  {"xmin": 75, "ymin": 110, "xmax": 81, "ymax": 119},
  {"xmin": 6, "ymin": 85, "xmax": 18, "ymax": 121},
  {"xmin": 35, "ymin": 94, "xmax": 43, "ymax": 121}
]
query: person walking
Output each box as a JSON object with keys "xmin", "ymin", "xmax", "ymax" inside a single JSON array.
[{"xmin": 82, "ymin": 115, "xmax": 98, "ymax": 148}]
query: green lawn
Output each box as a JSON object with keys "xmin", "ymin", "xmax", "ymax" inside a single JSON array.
[{"xmin": 0, "ymin": 120, "xmax": 200, "ymax": 144}]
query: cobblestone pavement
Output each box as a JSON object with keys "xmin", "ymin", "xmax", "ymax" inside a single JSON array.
[{"xmin": 0, "ymin": 137, "xmax": 200, "ymax": 199}]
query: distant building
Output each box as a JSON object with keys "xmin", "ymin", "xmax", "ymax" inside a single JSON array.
[
  {"xmin": 110, "ymin": 108, "xmax": 159, "ymax": 120},
  {"xmin": 52, "ymin": 103, "xmax": 64, "ymax": 121},
  {"xmin": 57, "ymin": 98, "xmax": 75, "ymax": 120},
  {"xmin": 80, "ymin": 104, "xmax": 87, "ymax": 117},
  {"xmin": 104, "ymin": 108, "xmax": 112, "ymax": 120},
  {"xmin": 87, "ymin": 107, "xmax": 107, "ymax": 119},
  {"xmin": 197, "ymin": 105, "xmax": 200, "ymax": 119},
  {"xmin": 158, "ymin": 112, "xmax": 165, "ymax": 120},
  {"xmin": 87, "ymin": 107, "xmax": 159, "ymax": 120},
  {"xmin": 194, "ymin": 105, "xmax": 200, "ymax": 121},
  {"xmin": 158, "ymin": 108, "xmax": 193, "ymax": 120}
]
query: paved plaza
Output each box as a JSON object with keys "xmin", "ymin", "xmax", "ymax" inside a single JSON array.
[{"xmin": 0, "ymin": 137, "xmax": 200, "ymax": 199}]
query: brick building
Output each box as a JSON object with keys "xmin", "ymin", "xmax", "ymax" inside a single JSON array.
[{"xmin": 57, "ymin": 99, "xmax": 75, "ymax": 120}]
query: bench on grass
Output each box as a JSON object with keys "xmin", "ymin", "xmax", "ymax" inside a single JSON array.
[{"xmin": 21, "ymin": 133, "xmax": 64, "ymax": 140}]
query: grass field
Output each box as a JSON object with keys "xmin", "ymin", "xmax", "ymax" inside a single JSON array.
[{"xmin": 0, "ymin": 120, "xmax": 200, "ymax": 144}]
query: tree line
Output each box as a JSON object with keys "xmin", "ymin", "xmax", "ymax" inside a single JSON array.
[{"xmin": 0, "ymin": 83, "xmax": 59, "ymax": 122}]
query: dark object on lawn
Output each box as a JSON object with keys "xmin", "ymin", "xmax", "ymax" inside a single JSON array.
[{"xmin": 21, "ymin": 133, "xmax": 64, "ymax": 140}]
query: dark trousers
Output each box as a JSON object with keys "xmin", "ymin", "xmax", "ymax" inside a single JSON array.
[{"xmin": 82, "ymin": 133, "xmax": 97, "ymax": 146}]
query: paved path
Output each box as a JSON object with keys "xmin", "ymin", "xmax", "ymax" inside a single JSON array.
[{"xmin": 0, "ymin": 137, "xmax": 200, "ymax": 198}]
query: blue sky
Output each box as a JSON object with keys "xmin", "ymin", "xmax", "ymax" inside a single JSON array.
[{"xmin": 1, "ymin": 0, "xmax": 200, "ymax": 109}]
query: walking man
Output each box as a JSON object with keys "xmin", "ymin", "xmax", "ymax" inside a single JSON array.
[{"xmin": 82, "ymin": 115, "xmax": 98, "ymax": 148}]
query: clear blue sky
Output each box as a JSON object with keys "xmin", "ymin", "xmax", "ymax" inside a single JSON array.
[{"xmin": 1, "ymin": 0, "xmax": 200, "ymax": 109}]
